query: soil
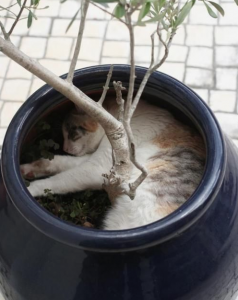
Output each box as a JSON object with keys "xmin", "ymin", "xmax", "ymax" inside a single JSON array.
[{"xmin": 21, "ymin": 111, "xmax": 111, "ymax": 229}]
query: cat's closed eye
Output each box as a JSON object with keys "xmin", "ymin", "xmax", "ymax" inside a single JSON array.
[
  {"xmin": 70, "ymin": 125, "xmax": 86, "ymax": 132},
  {"xmin": 78, "ymin": 126, "xmax": 86, "ymax": 132}
]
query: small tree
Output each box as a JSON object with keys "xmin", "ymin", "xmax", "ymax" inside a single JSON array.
[{"xmin": 0, "ymin": 0, "xmax": 230, "ymax": 202}]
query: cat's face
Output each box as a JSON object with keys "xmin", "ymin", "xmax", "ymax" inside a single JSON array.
[{"xmin": 62, "ymin": 109, "xmax": 104, "ymax": 156}]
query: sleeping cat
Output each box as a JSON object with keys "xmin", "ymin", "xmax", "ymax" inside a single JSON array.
[{"xmin": 21, "ymin": 100, "xmax": 205, "ymax": 230}]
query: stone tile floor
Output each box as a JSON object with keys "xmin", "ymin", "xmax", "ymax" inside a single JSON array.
[
  {"xmin": 0, "ymin": 0, "xmax": 238, "ymax": 151},
  {"xmin": 0, "ymin": 0, "xmax": 238, "ymax": 299}
]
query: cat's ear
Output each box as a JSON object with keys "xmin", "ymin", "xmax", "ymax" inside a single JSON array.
[
  {"xmin": 74, "ymin": 105, "xmax": 86, "ymax": 115},
  {"xmin": 82, "ymin": 120, "xmax": 98, "ymax": 132}
]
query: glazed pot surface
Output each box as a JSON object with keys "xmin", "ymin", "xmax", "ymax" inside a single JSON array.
[{"xmin": 0, "ymin": 65, "xmax": 238, "ymax": 300}]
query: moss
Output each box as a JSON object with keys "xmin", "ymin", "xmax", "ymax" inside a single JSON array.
[{"xmin": 37, "ymin": 189, "xmax": 111, "ymax": 229}]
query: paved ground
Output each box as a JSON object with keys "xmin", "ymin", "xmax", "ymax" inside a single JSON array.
[
  {"xmin": 0, "ymin": 0, "xmax": 238, "ymax": 299},
  {"xmin": 0, "ymin": 0, "xmax": 238, "ymax": 150}
]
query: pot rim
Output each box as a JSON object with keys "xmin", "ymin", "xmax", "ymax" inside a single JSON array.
[{"xmin": 1, "ymin": 65, "xmax": 226, "ymax": 252}]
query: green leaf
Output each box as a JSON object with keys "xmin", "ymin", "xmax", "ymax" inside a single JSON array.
[
  {"xmin": 17, "ymin": 0, "xmax": 21, "ymax": 7},
  {"xmin": 144, "ymin": 10, "xmax": 166, "ymax": 23},
  {"xmin": 38, "ymin": 121, "xmax": 50, "ymax": 130},
  {"xmin": 47, "ymin": 152, "xmax": 54, "ymax": 160},
  {"xmin": 152, "ymin": 1, "xmax": 159, "ymax": 12},
  {"xmin": 27, "ymin": 11, "xmax": 33, "ymax": 28},
  {"xmin": 97, "ymin": 2, "xmax": 109, "ymax": 7},
  {"xmin": 44, "ymin": 189, "xmax": 52, "ymax": 194},
  {"xmin": 204, "ymin": 1, "xmax": 217, "ymax": 18},
  {"xmin": 138, "ymin": 2, "xmax": 151, "ymax": 21},
  {"xmin": 234, "ymin": 0, "xmax": 238, "ymax": 6},
  {"xmin": 159, "ymin": 0, "xmax": 166, "ymax": 10},
  {"xmin": 113, "ymin": 3, "xmax": 126, "ymax": 18},
  {"xmin": 66, "ymin": 7, "xmax": 81, "ymax": 32},
  {"xmin": 24, "ymin": 180, "xmax": 30, "ymax": 187},
  {"xmin": 30, "ymin": 10, "xmax": 38, "ymax": 20},
  {"xmin": 41, "ymin": 5, "xmax": 49, "ymax": 9},
  {"xmin": 54, "ymin": 143, "xmax": 60, "ymax": 150},
  {"xmin": 208, "ymin": 1, "xmax": 224, "ymax": 16},
  {"xmin": 48, "ymin": 139, "xmax": 54, "ymax": 147},
  {"xmin": 70, "ymin": 211, "xmax": 76, "ymax": 218},
  {"xmin": 39, "ymin": 139, "xmax": 47, "ymax": 149},
  {"xmin": 150, "ymin": 10, "xmax": 157, "ymax": 16},
  {"xmin": 31, "ymin": 0, "xmax": 40, "ymax": 5},
  {"xmin": 174, "ymin": 0, "xmax": 195, "ymax": 27},
  {"xmin": 136, "ymin": 21, "xmax": 147, "ymax": 26}
]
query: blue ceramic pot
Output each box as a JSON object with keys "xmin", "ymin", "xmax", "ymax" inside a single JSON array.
[{"xmin": 1, "ymin": 65, "xmax": 238, "ymax": 300}]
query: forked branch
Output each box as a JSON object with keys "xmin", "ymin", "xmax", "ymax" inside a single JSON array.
[
  {"xmin": 152, "ymin": 24, "xmax": 175, "ymax": 72},
  {"xmin": 120, "ymin": 8, "xmax": 149, "ymax": 198},
  {"xmin": 0, "ymin": 3, "xmax": 18, "ymax": 17},
  {"xmin": 90, "ymin": 2, "xmax": 127, "ymax": 25},
  {"xmin": 8, "ymin": 0, "xmax": 28, "ymax": 37},
  {"xmin": 130, "ymin": 27, "xmax": 176, "ymax": 120},
  {"xmin": 119, "ymin": 26, "xmax": 176, "ymax": 198}
]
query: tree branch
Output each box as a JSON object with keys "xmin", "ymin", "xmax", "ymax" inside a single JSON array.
[
  {"xmin": 0, "ymin": 4, "xmax": 18, "ymax": 17},
  {"xmin": 113, "ymin": 81, "xmax": 126, "ymax": 122},
  {"xmin": 98, "ymin": 65, "xmax": 114, "ymax": 105},
  {"xmin": 124, "ymin": 11, "xmax": 136, "ymax": 121},
  {"xmin": 8, "ymin": 0, "xmax": 28, "ymax": 37},
  {"xmin": 151, "ymin": 25, "xmax": 175, "ymax": 73},
  {"xmin": 123, "ymin": 121, "xmax": 148, "ymax": 199},
  {"xmin": 111, "ymin": 9, "xmax": 149, "ymax": 199},
  {"xmin": 0, "ymin": 37, "xmax": 119, "ymax": 131},
  {"xmin": 0, "ymin": 36, "xmax": 133, "ymax": 202},
  {"xmin": 0, "ymin": 21, "xmax": 10, "ymax": 41},
  {"xmin": 129, "ymin": 0, "xmax": 144, "ymax": 15},
  {"xmin": 115, "ymin": 27, "xmax": 175, "ymax": 197},
  {"xmin": 90, "ymin": 2, "xmax": 127, "ymax": 26},
  {"xmin": 149, "ymin": 31, "xmax": 156, "ymax": 69},
  {"xmin": 67, "ymin": 0, "xmax": 89, "ymax": 83},
  {"xmin": 129, "ymin": 28, "xmax": 176, "ymax": 119}
]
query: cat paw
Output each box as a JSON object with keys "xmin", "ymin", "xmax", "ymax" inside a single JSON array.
[
  {"xmin": 20, "ymin": 159, "xmax": 51, "ymax": 180},
  {"xmin": 20, "ymin": 164, "xmax": 36, "ymax": 180},
  {"xmin": 28, "ymin": 182, "xmax": 47, "ymax": 198}
]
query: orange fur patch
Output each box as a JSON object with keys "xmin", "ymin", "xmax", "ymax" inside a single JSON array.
[
  {"xmin": 146, "ymin": 160, "xmax": 175, "ymax": 172},
  {"xmin": 81, "ymin": 120, "xmax": 98, "ymax": 132},
  {"xmin": 154, "ymin": 123, "xmax": 205, "ymax": 158},
  {"xmin": 157, "ymin": 202, "xmax": 180, "ymax": 217}
]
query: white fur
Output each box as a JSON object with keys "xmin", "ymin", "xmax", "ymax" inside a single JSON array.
[{"xmin": 21, "ymin": 101, "xmax": 179, "ymax": 230}]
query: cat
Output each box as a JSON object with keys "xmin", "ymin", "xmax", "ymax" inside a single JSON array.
[{"xmin": 20, "ymin": 99, "xmax": 205, "ymax": 230}]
